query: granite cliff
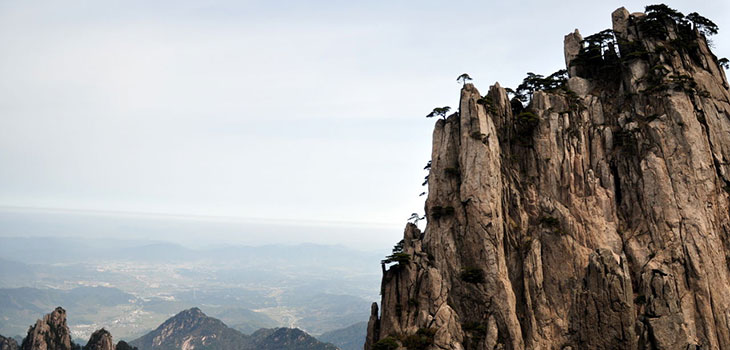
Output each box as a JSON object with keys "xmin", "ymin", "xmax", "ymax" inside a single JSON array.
[
  {"xmin": 18, "ymin": 308, "xmax": 119, "ymax": 350},
  {"xmin": 366, "ymin": 5, "xmax": 730, "ymax": 350},
  {"xmin": 20, "ymin": 307, "xmax": 75, "ymax": 350}
]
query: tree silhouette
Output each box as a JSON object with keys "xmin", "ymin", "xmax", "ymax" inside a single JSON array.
[
  {"xmin": 504, "ymin": 87, "xmax": 516, "ymax": 100},
  {"xmin": 639, "ymin": 4, "xmax": 684, "ymax": 39},
  {"xmin": 426, "ymin": 106, "xmax": 451, "ymax": 119},
  {"xmin": 582, "ymin": 30, "xmax": 617, "ymax": 57},
  {"xmin": 515, "ymin": 70, "xmax": 567, "ymax": 103},
  {"xmin": 382, "ymin": 239, "xmax": 410, "ymax": 265},
  {"xmin": 408, "ymin": 213, "xmax": 425, "ymax": 224},
  {"xmin": 686, "ymin": 12, "xmax": 719, "ymax": 36},
  {"xmin": 719, "ymin": 58, "xmax": 729, "ymax": 70},
  {"xmin": 456, "ymin": 73, "xmax": 473, "ymax": 86},
  {"xmin": 645, "ymin": 4, "xmax": 685, "ymax": 23}
]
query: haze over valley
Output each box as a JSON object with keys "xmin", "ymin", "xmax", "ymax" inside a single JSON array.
[{"xmin": 0, "ymin": 207, "xmax": 387, "ymax": 346}]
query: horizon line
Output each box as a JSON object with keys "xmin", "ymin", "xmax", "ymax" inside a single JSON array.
[{"xmin": 0, "ymin": 205, "xmax": 406, "ymax": 230}]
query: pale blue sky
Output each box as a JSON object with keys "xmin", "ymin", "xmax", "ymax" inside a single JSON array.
[{"xmin": 0, "ymin": 1, "xmax": 728, "ymax": 247}]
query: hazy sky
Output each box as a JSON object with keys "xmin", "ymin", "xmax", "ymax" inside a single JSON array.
[{"xmin": 0, "ymin": 1, "xmax": 728, "ymax": 245}]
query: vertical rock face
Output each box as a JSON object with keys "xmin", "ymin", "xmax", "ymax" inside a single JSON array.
[
  {"xmin": 367, "ymin": 6, "xmax": 730, "ymax": 350},
  {"xmin": 20, "ymin": 307, "xmax": 73, "ymax": 350},
  {"xmin": 83, "ymin": 330, "xmax": 113, "ymax": 350}
]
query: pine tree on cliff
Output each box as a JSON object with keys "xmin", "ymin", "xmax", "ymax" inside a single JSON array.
[{"xmin": 367, "ymin": 5, "xmax": 730, "ymax": 350}]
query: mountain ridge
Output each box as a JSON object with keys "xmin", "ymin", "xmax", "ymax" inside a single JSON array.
[
  {"xmin": 10, "ymin": 307, "xmax": 339, "ymax": 350},
  {"xmin": 317, "ymin": 322, "xmax": 367, "ymax": 350},
  {"xmin": 129, "ymin": 308, "xmax": 338, "ymax": 350}
]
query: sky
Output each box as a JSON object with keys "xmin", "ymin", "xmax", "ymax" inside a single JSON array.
[{"xmin": 0, "ymin": 0, "xmax": 728, "ymax": 248}]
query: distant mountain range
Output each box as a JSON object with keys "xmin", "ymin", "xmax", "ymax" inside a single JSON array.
[
  {"xmin": 0, "ymin": 236, "xmax": 384, "ymax": 266},
  {"xmin": 0, "ymin": 237, "xmax": 377, "ymax": 340},
  {"xmin": 2, "ymin": 307, "xmax": 342, "ymax": 350},
  {"xmin": 0, "ymin": 285, "xmax": 369, "ymax": 341},
  {"xmin": 318, "ymin": 322, "xmax": 366, "ymax": 350},
  {"xmin": 210, "ymin": 308, "xmax": 277, "ymax": 335}
]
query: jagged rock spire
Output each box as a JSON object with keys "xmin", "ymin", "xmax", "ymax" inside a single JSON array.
[
  {"xmin": 84, "ymin": 329, "xmax": 113, "ymax": 350},
  {"xmin": 563, "ymin": 29, "xmax": 582, "ymax": 77},
  {"xmin": 21, "ymin": 307, "xmax": 73, "ymax": 350},
  {"xmin": 0, "ymin": 335, "xmax": 19, "ymax": 350},
  {"xmin": 367, "ymin": 6, "xmax": 730, "ymax": 350}
]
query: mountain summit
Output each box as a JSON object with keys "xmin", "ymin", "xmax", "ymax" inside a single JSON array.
[
  {"xmin": 367, "ymin": 5, "xmax": 730, "ymax": 350},
  {"xmin": 83, "ymin": 329, "xmax": 114, "ymax": 350},
  {"xmin": 129, "ymin": 308, "xmax": 248, "ymax": 350},
  {"xmin": 20, "ymin": 307, "xmax": 74, "ymax": 350},
  {"xmin": 130, "ymin": 308, "xmax": 337, "ymax": 350}
]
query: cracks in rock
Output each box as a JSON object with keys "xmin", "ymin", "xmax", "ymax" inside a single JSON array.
[
  {"xmin": 610, "ymin": 161, "xmax": 624, "ymax": 209},
  {"xmin": 370, "ymin": 11, "xmax": 730, "ymax": 349},
  {"xmin": 693, "ymin": 98, "xmax": 730, "ymax": 193}
]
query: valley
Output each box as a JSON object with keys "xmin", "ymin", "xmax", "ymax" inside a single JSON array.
[{"xmin": 0, "ymin": 235, "xmax": 380, "ymax": 345}]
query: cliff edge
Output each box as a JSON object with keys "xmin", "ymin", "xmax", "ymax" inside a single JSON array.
[{"xmin": 367, "ymin": 6, "xmax": 730, "ymax": 350}]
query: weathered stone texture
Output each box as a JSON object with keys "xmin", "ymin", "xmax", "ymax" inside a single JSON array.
[
  {"xmin": 20, "ymin": 307, "xmax": 73, "ymax": 350},
  {"xmin": 367, "ymin": 7, "xmax": 730, "ymax": 350},
  {"xmin": 83, "ymin": 329, "xmax": 113, "ymax": 350}
]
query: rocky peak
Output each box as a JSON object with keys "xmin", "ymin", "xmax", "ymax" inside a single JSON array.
[
  {"xmin": 113, "ymin": 341, "xmax": 136, "ymax": 350},
  {"xmin": 21, "ymin": 307, "xmax": 73, "ymax": 350},
  {"xmin": 153, "ymin": 307, "xmax": 212, "ymax": 336},
  {"xmin": 170, "ymin": 308, "xmax": 206, "ymax": 323},
  {"xmin": 563, "ymin": 29, "xmax": 583, "ymax": 77},
  {"xmin": 0, "ymin": 335, "xmax": 19, "ymax": 350},
  {"xmin": 367, "ymin": 5, "xmax": 730, "ymax": 350},
  {"xmin": 129, "ymin": 307, "xmax": 247, "ymax": 350},
  {"xmin": 83, "ymin": 329, "xmax": 113, "ymax": 350}
]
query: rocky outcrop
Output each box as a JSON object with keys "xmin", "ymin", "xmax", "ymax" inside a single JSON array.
[
  {"xmin": 114, "ymin": 342, "xmax": 136, "ymax": 350},
  {"xmin": 21, "ymin": 307, "xmax": 74, "ymax": 350},
  {"xmin": 0, "ymin": 335, "xmax": 19, "ymax": 350},
  {"xmin": 83, "ymin": 329, "xmax": 113, "ymax": 350},
  {"xmin": 367, "ymin": 6, "xmax": 730, "ymax": 350},
  {"xmin": 364, "ymin": 303, "xmax": 379, "ymax": 350}
]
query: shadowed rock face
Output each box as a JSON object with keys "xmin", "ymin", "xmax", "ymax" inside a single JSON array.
[
  {"xmin": 0, "ymin": 335, "xmax": 19, "ymax": 350},
  {"xmin": 114, "ymin": 341, "xmax": 136, "ymax": 350},
  {"xmin": 21, "ymin": 307, "xmax": 73, "ymax": 350},
  {"xmin": 367, "ymin": 6, "xmax": 730, "ymax": 350},
  {"xmin": 83, "ymin": 329, "xmax": 113, "ymax": 350}
]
